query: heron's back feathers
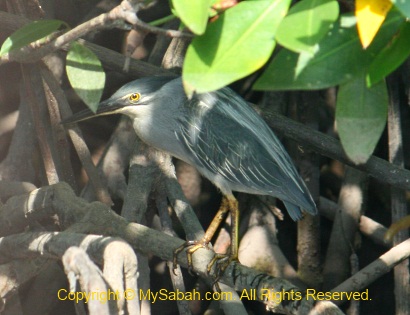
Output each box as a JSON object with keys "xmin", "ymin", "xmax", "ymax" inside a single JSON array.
[{"xmin": 159, "ymin": 78, "xmax": 317, "ymax": 220}]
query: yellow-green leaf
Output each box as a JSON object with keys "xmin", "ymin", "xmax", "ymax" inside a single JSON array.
[
  {"xmin": 0, "ymin": 19, "xmax": 65, "ymax": 56},
  {"xmin": 66, "ymin": 42, "xmax": 105, "ymax": 112},
  {"xmin": 356, "ymin": 0, "xmax": 392, "ymax": 48},
  {"xmin": 183, "ymin": 0, "xmax": 291, "ymax": 95},
  {"xmin": 254, "ymin": 10, "xmax": 404, "ymax": 91},
  {"xmin": 171, "ymin": 0, "xmax": 212, "ymax": 35},
  {"xmin": 276, "ymin": 0, "xmax": 339, "ymax": 54}
]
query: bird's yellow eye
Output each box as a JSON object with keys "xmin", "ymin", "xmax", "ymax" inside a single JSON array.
[{"xmin": 129, "ymin": 93, "xmax": 141, "ymax": 104}]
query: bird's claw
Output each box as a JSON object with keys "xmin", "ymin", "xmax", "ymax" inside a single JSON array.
[
  {"xmin": 173, "ymin": 240, "xmax": 211, "ymax": 276},
  {"xmin": 173, "ymin": 241, "xmax": 238, "ymax": 291},
  {"xmin": 207, "ymin": 253, "xmax": 238, "ymax": 288}
]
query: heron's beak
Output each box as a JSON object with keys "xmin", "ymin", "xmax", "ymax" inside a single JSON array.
[{"xmin": 61, "ymin": 98, "xmax": 124, "ymax": 124}]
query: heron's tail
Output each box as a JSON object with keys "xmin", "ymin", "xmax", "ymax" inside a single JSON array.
[{"xmin": 283, "ymin": 199, "xmax": 317, "ymax": 221}]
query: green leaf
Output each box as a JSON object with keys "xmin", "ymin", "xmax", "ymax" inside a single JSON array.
[
  {"xmin": 276, "ymin": 0, "xmax": 339, "ymax": 54},
  {"xmin": 367, "ymin": 22, "xmax": 410, "ymax": 86},
  {"xmin": 171, "ymin": 0, "xmax": 212, "ymax": 35},
  {"xmin": 183, "ymin": 0, "xmax": 291, "ymax": 95},
  {"xmin": 336, "ymin": 75, "xmax": 388, "ymax": 164},
  {"xmin": 0, "ymin": 19, "xmax": 66, "ymax": 56},
  {"xmin": 66, "ymin": 42, "xmax": 105, "ymax": 112},
  {"xmin": 391, "ymin": 0, "xmax": 410, "ymax": 18},
  {"xmin": 254, "ymin": 10, "xmax": 404, "ymax": 91}
]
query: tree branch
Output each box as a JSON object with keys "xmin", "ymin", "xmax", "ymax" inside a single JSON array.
[
  {"xmin": 261, "ymin": 110, "xmax": 410, "ymax": 191},
  {"xmin": 0, "ymin": 2, "xmax": 190, "ymax": 65},
  {"xmin": 0, "ymin": 182, "xmax": 344, "ymax": 315},
  {"xmin": 331, "ymin": 238, "xmax": 410, "ymax": 306}
]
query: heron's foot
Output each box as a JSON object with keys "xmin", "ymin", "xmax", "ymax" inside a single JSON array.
[
  {"xmin": 207, "ymin": 252, "xmax": 238, "ymax": 288},
  {"xmin": 385, "ymin": 215, "xmax": 410, "ymax": 241},
  {"xmin": 173, "ymin": 239, "xmax": 211, "ymax": 275},
  {"xmin": 173, "ymin": 241, "xmax": 238, "ymax": 291}
]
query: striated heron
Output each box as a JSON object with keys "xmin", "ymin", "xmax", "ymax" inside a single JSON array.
[{"xmin": 64, "ymin": 75, "xmax": 317, "ymax": 279}]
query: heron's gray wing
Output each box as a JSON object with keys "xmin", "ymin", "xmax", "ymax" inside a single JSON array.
[{"xmin": 175, "ymin": 89, "xmax": 316, "ymax": 219}]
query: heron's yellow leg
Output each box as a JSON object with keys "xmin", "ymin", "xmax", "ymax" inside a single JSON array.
[
  {"xmin": 173, "ymin": 195, "xmax": 239, "ymax": 276},
  {"xmin": 207, "ymin": 195, "xmax": 239, "ymax": 276},
  {"xmin": 385, "ymin": 215, "xmax": 410, "ymax": 241}
]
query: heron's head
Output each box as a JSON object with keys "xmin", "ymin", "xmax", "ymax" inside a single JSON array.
[{"xmin": 62, "ymin": 75, "xmax": 177, "ymax": 124}]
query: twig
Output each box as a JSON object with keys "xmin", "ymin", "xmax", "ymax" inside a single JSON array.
[
  {"xmin": 42, "ymin": 68, "xmax": 78, "ymax": 190},
  {"xmin": 101, "ymin": 241, "xmax": 140, "ymax": 315},
  {"xmin": 148, "ymin": 19, "xmax": 180, "ymax": 66},
  {"xmin": 121, "ymin": 138, "xmax": 156, "ymax": 315},
  {"xmin": 163, "ymin": 167, "xmax": 205, "ymax": 241},
  {"xmin": 161, "ymin": 31, "xmax": 191, "ymax": 70},
  {"xmin": 84, "ymin": 40, "xmax": 173, "ymax": 78},
  {"xmin": 63, "ymin": 247, "xmax": 116, "ymax": 315},
  {"xmin": 39, "ymin": 64, "xmax": 113, "ymax": 205},
  {"xmin": 132, "ymin": 19, "xmax": 193, "ymax": 38},
  {"xmin": 0, "ymin": 84, "xmax": 39, "ymax": 182},
  {"xmin": 79, "ymin": 116, "xmax": 134, "ymax": 202},
  {"xmin": 0, "ymin": 10, "xmax": 174, "ymax": 76},
  {"xmin": 121, "ymin": 137, "xmax": 157, "ymax": 222},
  {"xmin": 0, "ymin": 2, "xmax": 191, "ymax": 65},
  {"xmin": 289, "ymin": 91, "xmax": 321, "ymax": 288},
  {"xmin": 319, "ymin": 197, "xmax": 391, "ymax": 248},
  {"xmin": 386, "ymin": 76, "xmax": 410, "ymax": 314},
  {"xmin": 323, "ymin": 167, "xmax": 367, "ymax": 291},
  {"xmin": 21, "ymin": 65, "xmax": 59, "ymax": 184},
  {"xmin": 331, "ymin": 238, "xmax": 410, "ymax": 306},
  {"xmin": 156, "ymin": 187, "xmax": 192, "ymax": 315},
  {"xmin": 1, "ymin": 11, "xmax": 113, "ymax": 64},
  {"xmin": 261, "ymin": 110, "xmax": 410, "ymax": 191}
]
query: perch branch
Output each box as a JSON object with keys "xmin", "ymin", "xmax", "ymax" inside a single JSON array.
[{"xmin": 0, "ymin": 182, "xmax": 344, "ymax": 315}]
